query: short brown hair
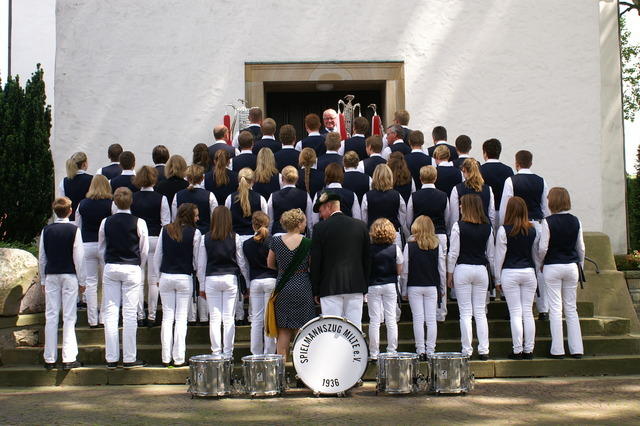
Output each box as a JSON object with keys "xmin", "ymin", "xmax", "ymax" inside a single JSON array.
[
  {"xmin": 324, "ymin": 162, "xmax": 344, "ymax": 184},
  {"xmin": 420, "ymin": 165, "xmax": 437, "ymax": 184},
  {"xmin": 394, "ymin": 110, "xmax": 410, "ymax": 125},
  {"xmin": 353, "ymin": 116, "xmax": 369, "ymax": 134},
  {"xmin": 113, "ymin": 187, "xmax": 133, "ymax": 210},
  {"xmin": 209, "ymin": 206, "xmax": 233, "ymax": 240},
  {"xmin": 165, "ymin": 155, "xmax": 187, "ymax": 179},
  {"xmin": 238, "ymin": 131, "xmax": 254, "ymax": 150},
  {"xmin": 279, "ymin": 124, "xmax": 296, "ymax": 145},
  {"xmin": 547, "ymin": 187, "xmax": 571, "ymax": 213},
  {"xmin": 433, "ymin": 145, "xmax": 450, "ymax": 161},
  {"xmin": 515, "ymin": 150, "xmax": 533, "ymax": 168},
  {"xmin": 261, "ymin": 118, "xmax": 276, "ymax": 136},
  {"xmin": 325, "ymin": 132, "xmax": 342, "ymax": 151},
  {"xmin": 409, "ymin": 130, "xmax": 424, "ymax": 148},
  {"xmin": 366, "ymin": 135, "xmax": 383, "ymax": 153},
  {"xmin": 52, "ymin": 197, "xmax": 72, "ymax": 218},
  {"xmin": 249, "ymin": 107, "xmax": 263, "ymax": 123},
  {"xmin": 305, "ymin": 113, "xmax": 321, "ymax": 131},
  {"xmin": 455, "ymin": 135, "xmax": 472, "ymax": 154},
  {"xmin": 152, "ymin": 145, "xmax": 169, "ymax": 164},
  {"xmin": 343, "ymin": 151, "xmax": 360, "ymax": 168},
  {"xmin": 133, "ymin": 165, "xmax": 158, "ymax": 189},
  {"xmin": 119, "ymin": 151, "xmax": 135, "ymax": 170},
  {"xmin": 108, "ymin": 144, "xmax": 123, "ymax": 162},
  {"xmin": 370, "ymin": 218, "xmax": 396, "ymax": 244}
]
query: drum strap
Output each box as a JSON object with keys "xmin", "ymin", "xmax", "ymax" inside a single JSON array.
[{"xmin": 274, "ymin": 237, "xmax": 312, "ymax": 295}]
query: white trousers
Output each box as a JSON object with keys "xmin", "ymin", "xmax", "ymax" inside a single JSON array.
[
  {"xmin": 367, "ymin": 283, "xmax": 398, "ymax": 358},
  {"xmin": 407, "ymin": 286, "xmax": 438, "ymax": 355},
  {"xmin": 454, "ymin": 264, "xmax": 489, "ymax": 356},
  {"xmin": 500, "ymin": 268, "xmax": 537, "ymax": 353},
  {"xmin": 83, "ymin": 242, "xmax": 101, "ymax": 326},
  {"xmin": 159, "ymin": 273, "xmax": 192, "ymax": 364},
  {"xmin": 235, "ymin": 292, "xmax": 245, "ymax": 321},
  {"xmin": 188, "ymin": 294, "xmax": 209, "ymax": 322},
  {"xmin": 249, "ymin": 278, "xmax": 277, "ymax": 355},
  {"xmin": 103, "ymin": 264, "xmax": 142, "ymax": 363},
  {"xmin": 138, "ymin": 236, "xmax": 159, "ymax": 320},
  {"xmin": 436, "ymin": 233, "xmax": 448, "ymax": 321},
  {"xmin": 44, "ymin": 274, "xmax": 79, "ymax": 363},
  {"xmin": 321, "ymin": 293, "xmax": 364, "ymax": 330},
  {"xmin": 543, "ymin": 264, "xmax": 584, "ymax": 356},
  {"xmin": 205, "ymin": 275, "xmax": 238, "ymax": 356}
]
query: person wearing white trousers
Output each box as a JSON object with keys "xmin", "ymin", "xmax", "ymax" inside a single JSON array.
[
  {"xmin": 493, "ymin": 196, "xmax": 541, "ymax": 359},
  {"xmin": 447, "ymin": 195, "xmax": 495, "ymax": 359},
  {"xmin": 401, "ymin": 215, "xmax": 446, "ymax": 360},
  {"xmin": 39, "ymin": 198, "xmax": 86, "ymax": 369},
  {"xmin": 538, "ymin": 187, "xmax": 585, "ymax": 358},
  {"xmin": 153, "ymin": 202, "xmax": 201, "ymax": 366},
  {"xmin": 98, "ymin": 187, "xmax": 149, "ymax": 369}
]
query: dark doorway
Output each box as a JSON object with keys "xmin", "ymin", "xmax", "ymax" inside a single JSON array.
[{"xmin": 265, "ymin": 81, "xmax": 385, "ymax": 140}]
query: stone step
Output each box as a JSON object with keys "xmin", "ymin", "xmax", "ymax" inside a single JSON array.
[
  {"xmin": 1, "ymin": 355, "xmax": 640, "ymax": 386},
  {"xmin": 4, "ymin": 335, "xmax": 639, "ymax": 366},
  {"xmin": 57, "ymin": 317, "xmax": 630, "ymax": 346}
]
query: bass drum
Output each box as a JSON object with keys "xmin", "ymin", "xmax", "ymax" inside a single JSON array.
[{"xmin": 292, "ymin": 315, "xmax": 368, "ymax": 395}]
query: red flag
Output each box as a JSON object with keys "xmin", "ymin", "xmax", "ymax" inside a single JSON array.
[
  {"xmin": 339, "ymin": 113, "xmax": 347, "ymax": 141},
  {"xmin": 372, "ymin": 115, "xmax": 382, "ymax": 136},
  {"xmin": 223, "ymin": 114, "xmax": 232, "ymax": 145}
]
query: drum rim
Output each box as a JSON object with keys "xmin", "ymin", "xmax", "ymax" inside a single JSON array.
[
  {"xmin": 292, "ymin": 314, "xmax": 367, "ymax": 346},
  {"xmin": 429, "ymin": 352, "xmax": 468, "ymax": 359},
  {"xmin": 241, "ymin": 354, "xmax": 284, "ymax": 362},
  {"xmin": 189, "ymin": 354, "xmax": 233, "ymax": 362},
  {"xmin": 379, "ymin": 352, "xmax": 419, "ymax": 360}
]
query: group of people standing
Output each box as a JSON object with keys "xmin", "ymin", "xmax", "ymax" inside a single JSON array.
[{"xmin": 39, "ymin": 106, "xmax": 585, "ymax": 370}]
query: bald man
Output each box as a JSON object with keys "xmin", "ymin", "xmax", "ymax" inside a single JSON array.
[
  {"xmin": 208, "ymin": 125, "xmax": 239, "ymax": 161},
  {"xmin": 320, "ymin": 109, "xmax": 338, "ymax": 135}
]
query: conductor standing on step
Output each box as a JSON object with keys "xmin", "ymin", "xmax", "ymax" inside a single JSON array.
[{"xmin": 311, "ymin": 191, "xmax": 370, "ymax": 330}]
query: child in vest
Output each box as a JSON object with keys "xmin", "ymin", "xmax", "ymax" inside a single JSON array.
[
  {"xmin": 401, "ymin": 215, "xmax": 446, "ymax": 360},
  {"xmin": 98, "ymin": 187, "xmax": 149, "ymax": 369},
  {"xmin": 59, "ymin": 151, "xmax": 92, "ymax": 223},
  {"xmin": 153, "ymin": 202, "xmax": 201, "ymax": 367},
  {"xmin": 494, "ymin": 196, "xmax": 540, "ymax": 359},
  {"xmin": 433, "ymin": 145, "xmax": 463, "ymax": 197},
  {"xmin": 39, "ymin": 197, "xmax": 86, "ymax": 370},
  {"xmin": 96, "ymin": 143, "xmax": 123, "ymax": 179},
  {"xmin": 268, "ymin": 166, "xmax": 314, "ymax": 236},
  {"xmin": 357, "ymin": 135, "xmax": 387, "ymax": 177},
  {"xmin": 367, "ymin": 218, "xmax": 403, "ymax": 361},
  {"xmin": 239, "ymin": 211, "xmax": 278, "ymax": 355},
  {"xmin": 539, "ymin": 187, "xmax": 585, "ymax": 359},
  {"xmin": 109, "ymin": 151, "xmax": 138, "ymax": 193}
]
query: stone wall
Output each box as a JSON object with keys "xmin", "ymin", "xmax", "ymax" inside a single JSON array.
[{"xmin": 624, "ymin": 271, "xmax": 640, "ymax": 321}]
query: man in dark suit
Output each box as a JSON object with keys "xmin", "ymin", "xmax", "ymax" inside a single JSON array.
[
  {"xmin": 427, "ymin": 126, "xmax": 458, "ymax": 161},
  {"xmin": 253, "ymin": 118, "xmax": 281, "ymax": 155},
  {"xmin": 240, "ymin": 107, "xmax": 263, "ymax": 141},
  {"xmin": 387, "ymin": 124, "xmax": 411, "ymax": 155},
  {"xmin": 319, "ymin": 109, "xmax": 338, "ymax": 135},
  {"xmin": 208, "ymin": 125, "xmax": 237, "ymax": 162},
  {"xmin": 311, "ymin": 191, "xmax": 370, "ymax": 330}
]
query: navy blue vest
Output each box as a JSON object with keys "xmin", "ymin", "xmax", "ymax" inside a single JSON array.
[
  {"xmin": 544, "ymin": 214, "xmax": 580, "ymax": 265},
  {"xmin": 131, "ymin": 190, "xmax": 163, "ymax": 237},
  {"xmin": 230, "ymin": 190, "xmax": 262, "ymax": 235},
  {"xmin": 435, "ymin": 166, "xmax": 462, "ymax": 197},
  {"xmin": 511, "ymin": 174, "xmax": 545, "ymax": 220},
  {"xmin": 369, "ymin": 243, "xmax": 398, "ymax": 286},
  {"xmin": 208, "ymin": 142, "xmax": 236, "ymax": 162},
  {"xmin": 390, "ymin": 142, "xmax": 411, "ymax": 156},
  {"xmin": 317, "ymin": 153, "xmax": 343, "ymax": 172},
  {"xmin": 407, "ymin": 242, "xmax": 440, "ymax": 287},
  {"xmin": 344, "ymin": 136, "xmax": 367, "ymax": 160},
  {"xmin": 42, "ymin": 222, "xmax": 78, "ymax": 275},
  {"xmin": 343, "ymin": 171, "xmax": 370, "ymax": 203},
  {"xmin": 241, "ymin": 125, "xmax": 262, "ymax": 142},
  {"xmin": 405, "ymin": 152, "xmax": 432, "ymax": 188},
  {"xmin": 365, "ymin": 189, "xmax": 401, "ymax": 230},
  {"xmin": 176, "ymin": 188, "xmax": 212, "ymax": 234},
  {"xmin": 253, "ymin": 174, "xmax": 280, "ymax": 200},
  {"xmin": 110, "ymin": 174, "xmax": 138, "ymax": 193},
  {"xmin": 203, "ymin": 233, "xmax": 241, "ymax": 276},
  {"xmin": 204, "ymin": 169, "xmax": 239, "ymax": 206},
  {"xmin": 156, "ymin": 176, "xmax": 189, "ymax": 209},
  {"xmin": 410, "ymin": 188, "xmax": 448, "ymax": 234},
  {"xmin": 155, "ymin": 165, "xmax": 166, "ymax": 183},
  {"xmin": 159, "ymin": 226, "xmax": 196, "ymax": 275},
  {"xmin": 395, "ymin": 181, "xmax": 413, "ymax": 204},
  {"xmin": 502, "ymin": 225, "xmax": 536, "ymax": 269},
  {"xmin": 232, "ymin": 153, "xmax": 257, "ymax": 172},
  {"xmin": 271, "ymin": 187, "xmax": 308, "ymax": 235},
  {"xmin": 301, "ymin": 135, "xmax": 327, "ymax": 157},
  {"xmin": 296, "ymin": 168, "xmax": 325, "ymax": 199},
  {"xmin": 63, "ymin": 173, "xmax": 93, "ymax": 221},
  {"xmin": 456, "ymin": 183, "xmax": 491, "ymax": 219},
  {"xmin": 323, "ymin": 186, "xmax": 355, "ymax": 217},
  {"xmin": 100, "ymin": 163, "xmax": 122, "ymax": 180},
  {"xmin": 104, "ymin": 213, "xmax": 141, "ymax": 265},
  {"xmin": 275, "ymin": 147, "xmax": 300, "ymax": 171},
  {"xmin": 428, "ymin": 143, "xmax": 459, "ymax": 160},
  {"xmin": 363, "ymin": 156, "xmax": 386, "ymax": 177},
  {"xmin": 243, "ymin": 236, "xmax": 277, "ymax": 280},
  {"xmin": 78, "ymin": 198, "xmax": 112, "ymax": 242},
  {"xmin": 480, "ymin": 162, "xmax": 514, "ymax": 210},
  {"xmin": 252, "ymin": 138, "xmax": 281, "ymax": 155},
  {"xmin": 457, "ymin": 221, "xmax": 492, "ymax": 265}
]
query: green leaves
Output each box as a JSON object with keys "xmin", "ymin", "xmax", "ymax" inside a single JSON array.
[{"xmin": 620, "ymin": 17, "xmax": 640, "ymax": 122}]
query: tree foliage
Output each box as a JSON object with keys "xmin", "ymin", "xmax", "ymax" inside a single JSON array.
[
  {"xmin": 620, "ymin": 17, "xmax": 640, "ymax": 122},
  {"xmin": 0, "ymin": 65, "xmax": 54, "ymax": 243}
]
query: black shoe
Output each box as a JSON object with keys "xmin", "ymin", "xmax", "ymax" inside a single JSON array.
[
  {"xmin": 419, "ymin": 353, "xmax": 428, "ymax": 362},
  {"xmin": 508, "ymin": 352, "xmax": 523, "ymax": 360},
  {"xmin": 63, "ymin": 361, "xmax": 83, "ymax": 370},
  {"xmin": 147, "ymin": 319, "xmax": 156, "ymax": 328},
  {"xmin": 478, "ymin": 354, "xmax": 490, "ymax": 361},
  {"xmin": 106, "ymin": 362, "xmax": 118, "ymax": 369},
  {"xmin": 187, "ymin": 321, "xmax": 197, "ymax": 326},
  {"xmin": 162, "ymin": 362, "xmax": 172, "ymax": 368},
  {"xmin": 77, "ymin": 302, "xmax": 87, "ymax": 309},
  {"xmin": 137, "ymin": 319, "xmax": 146, "ymax": 327},
  {"xmin": 44, "ymin": 362, "xmax": 56, "ymax": 371},
  {"xmin": 522, "ymin": 352, "xmax": 534, "ymax": 360},
  {"xmin": 89, "ymin": 324, "xmax": 104, "ymax": 329},
  {"xmin": 571, "ymin": 353, "xmax": 583, "ymax": 359},
  {"xmin": 548, "ymin": 354, "xmax": 564, "ymax": 359},
  {"xmin": 538, "ymin": 312, "xmax": 549, "ymax": 321},
  {"xmin": 368, "ymin": 358, "xmax": 378, "ymax": 364},
  {"xmin": 123, "ymin": 360, "xmax": 148, "ymax": 369}
]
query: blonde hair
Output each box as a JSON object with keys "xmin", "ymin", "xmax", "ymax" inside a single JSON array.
[
  {"xmin": 370, "ymin": 218, "xmax": 396, "ymax": 244},
  {"xmin": 86, "ymin": 175, "xmax": 113, "ymax": 200},
  {"xmin": 280, "ymin": 208, "xmax": 306, "ymax": 233},
  {"xmin": 252, "ymin": 211, "xmax": 270, "ymax": 242},
  {"xmin": 236, "ymin": 168, "xmax": 254, "ymax": 217},
  {"xmin": 66, "ymin": 152, "xmax": 87, "ymax": 179},
  {"xmin": 372, "ymin": 164, "xmax": 394, "ymax": 191},
  {"xmin": 133, "ymin": 165, "xmax": 158, "ymax": 189},
  {"xmin": 460, "ymin": 194, "xmax": 488, "ymax": 224},
  {"xmin": 387, "ymin": 152, "xmax": 411, "ymax": 186},
  {"xmin": 281, "ymin": 165, "xmax": 299, "ymax": 185},
  {"xmin": 299, "ymin": 148, "xmax": 317, "ymax": 193},
  {"xmin": 411, "ymin": 215, "xmax": 439, "ymax": 250},
  {"xmin": 433, "ymin": 145, "xmax": 450, "ymax": 161},
  {"xmin": 461, "ymin": 159, "xmax": 484, "ymax": 192},
  {"xmin": 548, "ymin": 187, "xmax": 572, "ymax": 213},
  {"xmin": 213, "ymin": 150, "xmax": 230, "ymax": 187},
  {"xmin": 420, "ymin": 165, "xmax": 437, "ymax": 184},
  {"xmin": 343, "ymin": 151, "xmax": 360, "ymax": 168},
  {"xmin": 255, "ymin": 148, "xmax": 278, "ymax": 184},
  {"xmin": 185, "ymin": 164, "xmax": 205, "ymax": 190},
  {"xmin": 165, "ymin": 155, "xmax": 187, "ymax": 179},
  {"xmin": 113, "ymin": 187, "xmax": 133, "ymax": 210},
  {"xmin": 52, "ymin": 197, "xmax": 72, "ymax": 218}
]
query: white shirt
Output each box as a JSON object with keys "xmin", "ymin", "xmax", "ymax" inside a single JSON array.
[
  {"xmin": 196, "ymin": 234, "xmax": 247, "ymax": 286},
  {"xmin": 96, "ymin": 162, "xmax": 119, "ymax": 175},
  {"xmin": 312, "ymin": 182, "xmax": 362, "ymax": 221},
  {"xmin": 448, "ymin": 185, "xmax": 496, "ymax": 231},
  {"xmin": 140, "ymin": 186, "xmax": 171, "ymax": 229},
  {"xmin": 400, "ymin": 241, "xmax": 445, "ymax": 297},
  {"xmin": 498, "ymin": 169, "xmax": 550, "ymax": 226},
  {"xmin": 267, "ymin": 184, "xmax": 315, "ymax": 233},
  {"xmin": 405, "ymin": 183, "xmax": 451, "ymax": 232},
  {"xmin": 295, "ymin": 131, "xmax": 322, "ymax": 151},
  {"xmin": 538, "ymin": 211, "xmax": 585, "ymax": 268},
  {"xmin": 493, "ymin": 225, "xmax": 541, "ymax": 285},
  {"xmin": 361, "ymin": 190, "xmax": 409, "ymax": 237},
  {"xmin": 58, "ymin": 170, "xmax": 89, "ymax": 197},
  {"xmin": 97, "ymin": 209, "xmax": 150, "ymax": 268},
  {"xmin": 232, "ymin": 124, "xmax": 260, "ymax": 148},
  {"xmin": 153, "ymin": 227, "xmax": 201, "ymax": 279},
  {"xmin": 38, "ymin": 217, "xmax": 86, "ymax": 285},
  {"xmin": 262, "ymin": 135, "xmax": 275, "ymax": 140},
  {"xmin": 447, "ymin": 221, "xmax": 495, "ymax": 272},
  {"xmin": 170, "ymin": 183, "xmax": 218, "ymax": 221}
]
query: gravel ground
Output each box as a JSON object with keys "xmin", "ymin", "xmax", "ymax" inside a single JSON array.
[{"xmin": 1, "ymin": 376, "xmax": 639, "ymax": 425}]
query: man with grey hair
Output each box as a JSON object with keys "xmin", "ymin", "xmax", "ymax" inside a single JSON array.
[{"xmin": 320, "ymin": 108, "xmax": 339, "ymax": 135}]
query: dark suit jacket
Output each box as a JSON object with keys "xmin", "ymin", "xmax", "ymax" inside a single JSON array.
[
  {"xmin": 253, "ymin": 138, "xmax": 282, "ymax": 155},
  {"xmin": 311, "ymin": 212, "xmax": 370, "ymax": 297}
]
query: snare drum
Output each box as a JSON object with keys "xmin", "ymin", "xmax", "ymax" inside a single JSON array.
[
  {"xmin": 376, "ymin": 352, "xmax": 421, "ymax": 395},
  {"xmin": 241, "ymin": 354, "xmax": 285, "ymax": 397},
  {"xmin": 292, "ymin": 315, "xmax": 368, "ymax": 396},
  {"xmin": 428, "ymin": 352, "xmax": 474, "ymax": 395},
  {"xmin": 187, "ymin": 354, "xmax": 234, "ymax": 397}
]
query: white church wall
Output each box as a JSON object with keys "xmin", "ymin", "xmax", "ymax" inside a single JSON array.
[{"xmin": 53, "ymin": 0, "xmax": 626, "ymax": 251}]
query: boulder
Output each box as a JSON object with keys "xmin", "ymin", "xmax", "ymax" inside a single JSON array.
[
  {"xmin": 13, "ymin": 329, "xmax": 40, "ymax": 347},
  {"xmin": 0, "ymin": 248, "xmax": 40, "ymax": 316},
  {"xmin": 19, "ymin": 281, "xmax": 46, "ymax": 314}
]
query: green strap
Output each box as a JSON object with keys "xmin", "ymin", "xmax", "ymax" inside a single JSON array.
[{"xmin": 274, "ymin": 237, "xmax": 311, "ymax": 295}]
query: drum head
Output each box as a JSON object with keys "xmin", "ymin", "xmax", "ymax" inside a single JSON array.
[{"xmin": 292, "ymin": 315, "xmax": 368, "ymax": 394}]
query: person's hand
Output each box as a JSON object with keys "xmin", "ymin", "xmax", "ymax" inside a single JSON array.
[
  {"xmin": 447, "ymin": 273, "xmax": 454, "ymax": 289},
  {"xmin": 314, "ymin": 296, "xmax": 320, "ymax": 304},
  {"xmin": 199, "ymin": 291, "xmax": 206, "ymax": 299},
  {"xmin": 41, "ymin": 285, "xmax": 45, "ymax": 294},
  {"xmin": 244, "ymin": 289, "xmax": 250, "ymax": 298},
  {"xmin": 79, "ymin": 285, "xmax": 86, "ymax": 294},
  {"xmin": 402, "ymin": 295, "xmax": 408, "ymax": 301},
  {"xmin": 495, "ymin": 284, "xmax": 501, "ymax": 293}
]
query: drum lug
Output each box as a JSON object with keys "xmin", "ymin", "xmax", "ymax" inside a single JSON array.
[{"xmin": 313, "ymin": 391, "xmax": 321, "ymax": 398}]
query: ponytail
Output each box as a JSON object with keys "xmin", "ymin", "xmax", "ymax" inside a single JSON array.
[
  {"xmin": 298, "ymin": 148, "xmax": 316, "ymax": 194},
  {"xmin": 235, "ymin": 168, "xmax": 254, "ymax": 217},
  {"xmin": 66, "ymin": 152, "xmax": 87, "ymax": 179},
  {"xmin": 251, "ymin": 211, "xmax": 270, "ymax": 242},
  {"xmin": 214, "ymin": 150, "xmax": 230, "ymax": 187},
  {"xmin": 185, "ymin": 164, "xmax": 205, "ymax": 192},
  {"xmin": 462, "ymin": 159, "xmax": 484, "ymax": 192}
]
